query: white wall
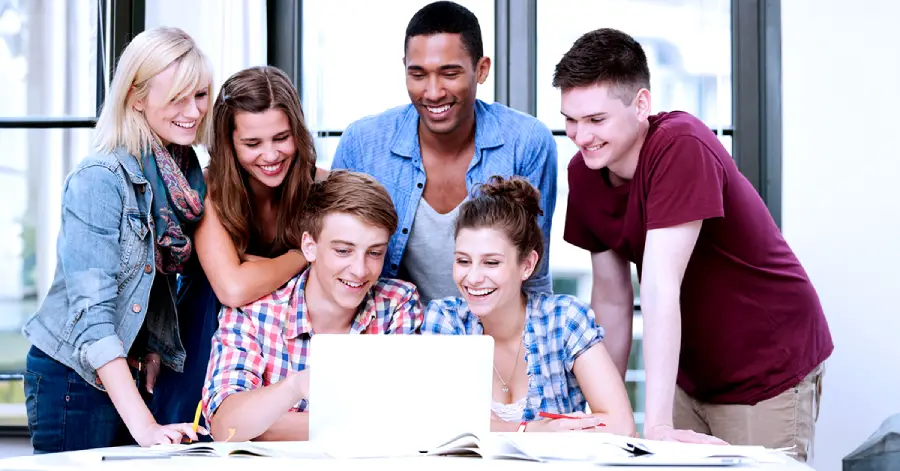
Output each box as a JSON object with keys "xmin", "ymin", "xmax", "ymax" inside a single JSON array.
[{"xmin": 782, "ymin": 1, "xmax": 900, "ymax": 470}]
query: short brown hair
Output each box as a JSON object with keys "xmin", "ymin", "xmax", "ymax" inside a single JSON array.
[
  {"xmin": 552, "ymin": 28, "xmax": 650, "ymax": 104},
  {"xmin": 302, "ymin": 170, "xmax": 398, "ymax": 240},
  {"xmin": 456, "ymin": 176, "xmax": 543, "ymax": 277}
]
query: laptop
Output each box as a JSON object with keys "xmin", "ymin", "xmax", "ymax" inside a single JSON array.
[{"xmin": 307, "ymin": 334, "xmax": 494, "ymax": 458}]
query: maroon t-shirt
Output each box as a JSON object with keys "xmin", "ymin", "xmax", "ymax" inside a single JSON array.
[{"xmin": 564, "ymin": 111, "xmax": 833, "ymax": 405}]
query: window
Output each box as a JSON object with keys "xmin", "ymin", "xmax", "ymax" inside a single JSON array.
[
  {"xmin": 0, "ymin": 0, "xmax": 100, "ymax": 428},
  {"xmin": 144, "ymin": 0, "xmax": 268, "ymax": 90},
  {"xmin": 537, "ymin": 0, "xmax": 733, "ymax": 432},
  {"xmin": 301, "ymin": 0, "xmax": 495, "ymax": 168},
  {"xmin": 145, "ymin": 0, "xmax": 268, "ymax": 166}
]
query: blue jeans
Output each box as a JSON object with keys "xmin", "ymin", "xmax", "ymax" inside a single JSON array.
[
  {"xmin": 150, "ymin": 271, "xmax": 219, "ymax": 440},
  {"xmin": 23, "ymin": 346, "xmax": 144, "ymax": 453}
]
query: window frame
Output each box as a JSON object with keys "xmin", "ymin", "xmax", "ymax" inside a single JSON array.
[{"xmin": 0, "ymin": 0, "xmax": 146, "ymax": 434}]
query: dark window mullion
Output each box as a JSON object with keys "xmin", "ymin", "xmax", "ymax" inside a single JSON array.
[{"xmin": 549, "ymin": 128, "xmax": 734, "ymax": 137}]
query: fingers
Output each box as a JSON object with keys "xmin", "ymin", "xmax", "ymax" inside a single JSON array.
[
  {"xmin": 557, "ymin": 416, "xmax": 605, "ymax": 431},
  {"xmin": 673, "ymin": 429, "xmax": 729, "ymax": 445},
  {"xmin": 160, "ymin": 428, "xmax": 182, "ymax": 445},
  {"xmin": 172, "ymin": 423, "xmax": 199, "ymax": 442},
  {"xmin": 145, "ymin": 368, "xmax": 158, "ymax": 393}
]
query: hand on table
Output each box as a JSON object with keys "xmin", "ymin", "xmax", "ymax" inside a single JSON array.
[{"xmin": 644, "ymin": 424, "xmax": 728, "ymax": 445}]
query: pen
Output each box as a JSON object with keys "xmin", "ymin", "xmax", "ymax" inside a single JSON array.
[
  {"xmin": 102, "ymin": 455, "xmax": 171, "ymax": 461},
  {"xmin": 539, "ymin": 412, "xmax": 606, "ymax": 426}
]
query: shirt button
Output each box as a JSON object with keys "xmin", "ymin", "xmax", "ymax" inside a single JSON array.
[
  {"xmin": 132, "ymin": 304, "xmax": 141, "ymax": 313},
  {"xmin": 416, "ymin": 182, "xmax": 423, "ymax": 189},
  {"xmin": 402, "ymin": 228, "xmax": 409, "ymax": 234},
  {"xmin": 144, "ymin": 264, "xmax": 152, "ymax": 273}
]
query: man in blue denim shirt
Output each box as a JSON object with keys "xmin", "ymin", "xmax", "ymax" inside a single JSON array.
[{"xmin": 332, "ymin": 1, "xmax": 557, "ymax": 303}]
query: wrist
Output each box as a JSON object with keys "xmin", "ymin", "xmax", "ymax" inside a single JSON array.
[{"xmin": 123, "ymin": 408, "xmax": 156, "ymax": 434}]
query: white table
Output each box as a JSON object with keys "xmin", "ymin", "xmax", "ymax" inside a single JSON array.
[{"xmin": 0, "ymin": 447, "xmax": 817, "ymax": 471}]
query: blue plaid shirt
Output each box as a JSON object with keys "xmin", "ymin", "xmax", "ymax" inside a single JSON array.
[
  {"xmin": 331, "ymin": 100, "xmax": 557, "ymax": 294},
  {"xmin": 423, "ymin": 292, "xmax": 605, "ymax": 421}
]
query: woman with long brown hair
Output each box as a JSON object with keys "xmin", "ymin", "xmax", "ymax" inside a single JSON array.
[{"xmin": 152, "ymin": 66, "xmax": 324, "ymax": 435}]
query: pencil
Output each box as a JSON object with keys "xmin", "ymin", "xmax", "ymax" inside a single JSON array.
[
  {"xmin": 539, "ymin": 411, "xmax": 606, "ymax": 426},
  {"xmin": 192, "ymin": 401, "xmax": 202, "ymax": 436}
]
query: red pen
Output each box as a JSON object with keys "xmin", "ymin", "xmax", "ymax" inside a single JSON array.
[{"xmin": 539, "ymin": 412, "xmax": 606, "ymax": 426}]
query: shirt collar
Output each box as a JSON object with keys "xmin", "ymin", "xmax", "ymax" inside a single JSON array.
[
  {"xmin": 389, "ymin": 99, "xmax": 505, "ymax": 159},
  {"xmin": 283, "ymin": 267, "xmax": 378, "ymax": 339}
]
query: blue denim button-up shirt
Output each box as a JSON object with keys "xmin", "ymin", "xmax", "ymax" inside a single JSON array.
[
  {"xmin": 22, "ymin": 148, "xmax": 185, "ymax": 390},
  {"xmin": 331, "ymin": 99, "xmax": 558, "ymax": 294}
]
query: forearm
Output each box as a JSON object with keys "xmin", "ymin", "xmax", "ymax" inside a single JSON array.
[
  {"xmin": 210, "ymin": 374, "xmax": 305, "ymax": 442},
  {"xmin": 213, "ymin": 251, "xmax": 307, "ymax": 307},
  {"xmin": 590, "ymin": 411, "xmax": 636, "ymax": 438},
  {"xmin": 97, "ymin": 358, "xmax": 156, "ymax": 432},
  {"xmin": 491, "ymin": 419, "xmax": 521, "ymax": 432},
  {"xmin": 255, "ymin": 412, "xmax": 310, "ymax": 441},
  {"xmin": 590, "ymin": 297, "xmax": 633, "ymax": 378},
  {"xmin": 640, "ymin": 289, "xmax": 681, "ymax": 430}
]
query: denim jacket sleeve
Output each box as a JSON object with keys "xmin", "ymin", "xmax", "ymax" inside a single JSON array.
[
  {"xmin": 330, "ymin": 122, "xmax": 360, "ymax": 170},
  {"xmin": 61, "ymin": 164, "xmax": 128, "ymax": 371},
  {"xmin": 520, "ymin": 120, "xmax": 558, "ymax": 294}
]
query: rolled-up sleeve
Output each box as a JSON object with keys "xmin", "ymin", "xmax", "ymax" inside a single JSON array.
[
  {"xmin": 202, "ymin": 306, "xmax": 266, "ymax": 421},
  {"xmin": 60, "ymin": 166, "xmax": 127, "ymax": 371},
  {"xmin": 520, "ymin": 121, "xmax": 558, "ymax": 294},
  {"xmin": 563, "ymin": 300, "xmax": 604, "ymax": 371}
]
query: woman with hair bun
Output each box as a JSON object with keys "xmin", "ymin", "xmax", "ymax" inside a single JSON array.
[{"xmin": 423, "ymin": 175, "xmax": 636, "ymax": 437}]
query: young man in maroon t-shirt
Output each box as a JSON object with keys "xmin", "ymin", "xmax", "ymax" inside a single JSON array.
[{"xmin": 553, "ymin": 28, "xmax": 832, "ymax": 462}]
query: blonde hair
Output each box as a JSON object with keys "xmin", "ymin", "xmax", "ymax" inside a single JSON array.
[{"xmin": 94, "ymin": 26, "xmax": 213, "ymax": 157}]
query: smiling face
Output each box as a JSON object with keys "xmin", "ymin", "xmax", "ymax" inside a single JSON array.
[
  {"xmin": 232, "ymin": 108, "xmax": 296, "ymax": 189},
  {"xmin": 134, "ymin": 62, "xmax": 210, "ymax": 146},
  {"xmin": 560, "ymin": 83, "xmax": 650, "ymax": 175},
  {"xmin": 404, "ymin": 33, "xmax": 490, "ymax": 136},
  {"xmin": 302, "ymin": 213, "xmax": 391, "ymax": 315},
  {"xmin": 453, "ymin": 227, "xmax": 537, "ymax": 318}
]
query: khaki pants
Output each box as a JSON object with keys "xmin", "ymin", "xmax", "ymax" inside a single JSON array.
[{"xmin": 674, "ymin": 363, "xmax": 825, "ymax": 462}]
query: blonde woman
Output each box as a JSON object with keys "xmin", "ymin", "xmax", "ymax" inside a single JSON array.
[{"xmin": 21, "ymin": 27, "xmax": 211, "ymax": 452}]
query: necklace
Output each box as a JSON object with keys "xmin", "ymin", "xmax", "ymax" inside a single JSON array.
[{"xmin": 493, "ymin": 339, "xmax": 523, "ymax": 394}]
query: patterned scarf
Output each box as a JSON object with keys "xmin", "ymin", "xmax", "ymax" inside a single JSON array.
[{"xmin": 141, "ymin": 140, "xmax": 207, "ymax": 274}]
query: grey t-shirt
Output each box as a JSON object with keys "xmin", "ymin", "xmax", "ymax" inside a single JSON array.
[{"xmin": 400, "ymin": 198, "xmax": 463, "ymax": 305}]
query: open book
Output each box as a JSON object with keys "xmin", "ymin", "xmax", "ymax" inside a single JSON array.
[
  {"xmin": 425, "ymin": 432, "xmax": 788, "ymax": 466},
  {"xmin": 141, "ymin": 441, "xmax": 331, "ymax": 459}
]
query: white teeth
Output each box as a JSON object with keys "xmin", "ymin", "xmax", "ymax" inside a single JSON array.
[
  {"xmin": 340, "ymin": 279, "xmax": 364, "ymax": 288},
  {"xmin": 466, "ymin": 287, "xmax": 496, "ymax": 296},
  {"xmin": 173, "ymin": 121, "xmax": 195, "ymax": 129},
  {"xmin": 260, "ymin": 162, "xmax": 283, "ymax": 173},
  {"xmin": 427, "ymin": 104, "xmax": 451, "ymax": 114},
  {"xmin": 586, "ymin": 144, "xmax": 604, "ymax": 151}
]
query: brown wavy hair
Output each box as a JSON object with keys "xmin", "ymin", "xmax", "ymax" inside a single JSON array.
[
  {"xmin": 207, "ymin": 66, "xmax": 317, "ymax": 257},
  {"xmin": 456, "ymin": 175, "xmax": 544, "ymax": 278}
]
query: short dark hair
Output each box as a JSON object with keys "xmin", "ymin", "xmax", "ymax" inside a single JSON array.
[
  {"xmin": 552, "ymin": 28, "xmax": 651, "ymax": 104},
  {"xmin": 404, "ymin": 1, "xmax": 483, "ymax": 65}
]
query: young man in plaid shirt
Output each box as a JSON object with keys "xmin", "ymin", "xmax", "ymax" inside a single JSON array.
[{"xmin": 202, "ymin": 170, "xmax": 424, "ymax": 442}]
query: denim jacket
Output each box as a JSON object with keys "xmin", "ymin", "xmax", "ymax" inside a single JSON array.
[
  {"xmin": 22, "ymin": 148, "xmax": 185, "ymax": 391},
  {"xmin": 332, "ymin": 100, "xmax": 558, "ymax": 294}
]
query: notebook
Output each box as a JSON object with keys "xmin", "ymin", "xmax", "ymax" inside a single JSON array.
[
  {"xmin": 426, "ymin": 431, "xmax": 784, "ymax": 466},
  {"xmin": 307, "ymin": 334, "xmax": 495, "ymax": 458}
]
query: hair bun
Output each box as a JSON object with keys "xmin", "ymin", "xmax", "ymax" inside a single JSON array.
[{"xmin": 479, "ymin": 175, "xmax": 543, "ymax": 219}]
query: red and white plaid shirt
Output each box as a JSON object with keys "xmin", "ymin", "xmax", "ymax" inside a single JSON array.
[{"xmin": 202, "ymin": 267, "xmax": 423, "ymax": 421}]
